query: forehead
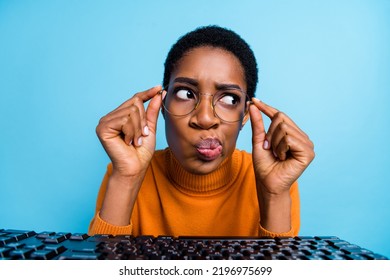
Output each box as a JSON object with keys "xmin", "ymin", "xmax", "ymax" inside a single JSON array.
[{"xmin": 171, "ymin": 46, "xmax": 246, "ymax": 90}]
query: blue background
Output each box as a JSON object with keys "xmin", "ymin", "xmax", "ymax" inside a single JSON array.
[{"xmin": 1, "ymin": 0, "xmax": 389, "ymax": 257}]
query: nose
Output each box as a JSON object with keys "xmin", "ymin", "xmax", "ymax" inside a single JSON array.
[{"xmin": 189, "ymin": 94, "xmax": 220, "ymax": 129}]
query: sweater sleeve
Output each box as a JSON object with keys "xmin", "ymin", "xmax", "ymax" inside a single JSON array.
[
  {"xmin": 88, "ymin": 163, "xmax": 133, "ymax": 236},
  {"xmin": 88, "ymin": 211, "xmax": 133, "ymax": 235},
  {"xmin": 258, "ymin": 181, "xmax": 300, "ymax": 237}
]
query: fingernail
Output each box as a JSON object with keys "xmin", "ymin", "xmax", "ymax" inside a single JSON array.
[
  {"xmin": 138, "ymin": 137, "xmax": 142, "ymax": 146},
  {"xmin": 162, "ymin": 90, "xmax": 167, "ymax": 99},
  {"xmin": 129, "ymin": 140, "xmax": 133, "ymax": 146},
  {"xmin": 143, "ymin": 125, "xmax": 149, "ymax": 136},
  {"xmin": 263, "ymin": 140, "xmax": 269, "ymax": 149}
]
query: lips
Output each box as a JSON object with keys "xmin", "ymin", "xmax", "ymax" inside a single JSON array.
[{"xmin": 195, "ymin": 138, "xmax": 223, "ymax": 161}]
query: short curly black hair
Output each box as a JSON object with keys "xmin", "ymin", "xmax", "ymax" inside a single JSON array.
[{"xmin": 163, "ymin": 25, "xmax": 258, "ymax": 98}]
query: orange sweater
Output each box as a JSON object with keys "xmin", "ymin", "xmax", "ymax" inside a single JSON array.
[{"xmin": 89, "ymin": 148, "xmax": 300, "ymax": 237}]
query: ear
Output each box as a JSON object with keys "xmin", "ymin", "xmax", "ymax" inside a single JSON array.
[
  {"xmin": 160, "ymin": 90, "xmax": 167, "ymax": 119},
  {"xmin": 240, "ymin": 112, "xmax": 250, "ymax": 130}
]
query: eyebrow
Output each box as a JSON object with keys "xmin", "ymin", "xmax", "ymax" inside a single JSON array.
[
  {"xmin": 172, "ymin": 77, "xmax": 244, "ymax": 91},
  {"xmin": 172, "ymin": 77, "xmax": 198, "ymax": 86},
  {"xmin": 216, "ymin": 83, "xmax": 243, "ymax": 91}
]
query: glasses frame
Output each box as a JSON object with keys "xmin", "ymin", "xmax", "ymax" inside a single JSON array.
[{"xmin": 159, "ymin": 88, "xmax": 252, "ymax": 123}]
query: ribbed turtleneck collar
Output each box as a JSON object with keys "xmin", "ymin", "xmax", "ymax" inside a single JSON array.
[{"xmin": 165, "ymin": 148, "xmax": 241, "ymax": 196}]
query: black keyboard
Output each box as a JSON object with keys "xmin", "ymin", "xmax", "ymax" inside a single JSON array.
[{"xmin": 0, "ymin": 229, "xmax": 387, "ymax": 260}]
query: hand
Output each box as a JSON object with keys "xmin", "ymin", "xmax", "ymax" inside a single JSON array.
[
  {"xmin": 96, "ymin": 85, "xmax": 163, "ymax": 179},
  {"xmin": 249, "ymin": 98, "xmax": 315, "ymax": 196}
]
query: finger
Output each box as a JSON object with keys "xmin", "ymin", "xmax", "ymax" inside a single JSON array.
[
  {"xmin": 251, "ymin": 98, "xmax": 278, "ymax": 119},
  {"xmin": 131, "ymin": 97, "xmax": 148, "ymax": 137},
  {"xmin": 145, "ymin": 89, "xmax": 164, "ymax": 133},
  {"xmin": 96, "ymin": 114, "xmax": 134, "ymax": 145},
  {"xmin": 251, "ymin": 98, "xmax": 279, "ymax": 150},
  {"xmin": 253, "ymin": 97, "xmax": 308, "ymax": 151},
  {"xmin": 270, "ymin": 122, "xmax": 313, "ymax": 155},
  {"xmin": 267, "ymin": 111, "xmax": 312, "ymax": 152},
  {"xmin": 100, "ymin": 105, "xmax": 139, "ymax": 124},
  {"xmin": 274, "ymin": 135, "xmax": 292, "ymax": 161},
  {"xmin": 275, "ymin": 135, "xmax": 314, "ymax": 165},
  {"xmin": 121, "ymin": 116, "xmax": 135, "ymax": 146},
  {"xmin": 101, "ymin": 89, "xmax": 160, "ymax": 137},
  {"xmin": 249, "ymin": 103, "xmax": 268, "ymax": 149},
  {"xmin": 252, "ymin": 97, "xmax": 308, "ymax": 132},
  {"xmin": 96, "ymin": 86, "xmax": 162, "ymax": 148},
  {"xmin": 100, "ymin": 102, "xmax": 147, "ymax": 142},
  {"xmin": 124, "ymin": 105, "xmax": 144, "ymax": 146},
  {"xmin": 259, "ymin": 98, "xmax": 308, "ymax": 132},
  {"xmin": 112, "ymin": 85, "xmax": 162, "ymax": 113}
]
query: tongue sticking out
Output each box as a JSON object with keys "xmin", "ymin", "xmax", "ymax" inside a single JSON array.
[{"xmin": 196, "ymin": 138, "xmax": 223, "ymax": 161}]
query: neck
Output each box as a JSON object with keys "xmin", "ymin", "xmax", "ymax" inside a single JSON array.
[{"xmin": 166, "ymin": 148, "xmax": 241, "ymax": 196}]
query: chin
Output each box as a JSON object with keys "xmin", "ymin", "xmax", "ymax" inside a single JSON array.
[{"xmin": 185, "ymin": 156, "xmax": 225, "ymax": 175}]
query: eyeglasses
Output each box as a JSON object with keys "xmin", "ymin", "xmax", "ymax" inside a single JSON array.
[{"xmin": 161, "ymin": 87, "xmax": 251, "ymax": 123}]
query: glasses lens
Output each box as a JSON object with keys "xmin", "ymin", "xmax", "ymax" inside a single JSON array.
[
  {"xmin": 162, "ymin": 89, "xmax": 198, "ymax": 116},
  {"xmin": 213, "ymin": 90, "xmax": 250, "ymax": 122}
]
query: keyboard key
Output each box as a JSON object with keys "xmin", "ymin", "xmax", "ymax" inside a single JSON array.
[
  {"xmin": 6, "ymin": 233, "xmax": 28, "ymax": 242},
  {"xmin": 5, "ymin": 242, "xmax": 25, "ymax": 249},
  {"xmin": 72, "ymin": 247, "xmax": 96, "ymax": 253},
  {"xmin": 230, "ymin": 253, "xmax": 244, "ymax": 260},
  {"xmin": 295, "ymin": 236, "xmax": 317, "ymax": 241},
  {"xmin": 5, "ymin": 229, "xmax": 36, "ymax": 238},
  {"xmin": 43, "ymin": 235, "xmax": 67, "ymax": 244},
  {"xmin": 9, "ymin": 248, "xmax": 34, "ymax": 259},
  {"xmin": 339, "ymin": 245, "xmax": 362, "ymax": 254},
  {"xmin": 30, "ymin": 249, "xmax": 57, "ymax": 260},
  {"xmin": 56, "ymin": 232, "xmax": 71, "ymax": 239},
  {"xmin": 25, "ymin": 244, "xmax": 45, "ymax": 251},
  {"xmin": 0, "ymin": 236, "xmax": 16, "ymax": 246},
  {"xmin": 58, "ymin": 251, "xmax": 101, "ymax": 260},
  {"xmin": 315, "ymin": 236, "xmax": 339, "ymax": 241},
  {"xmin": 0, "ymin": 247, "xmax": 12, "ymax": 257},
  {"xmin": 36, "ymin": 231, "xmax": 56, "ymax": 239},
  {"xmin": 345, "ymin": 254, "xmax": 370, "ymax": 260},
  {"xmin": 305, "ymin": 255, "xmax": 328, "ymax": 260},
  {"xmin": 363, "ymin": 253, "xmax": 388, "ymax": 260},
  {"xmin": 87, "ymin": 234, "xmax": 114, "ymax": 242},
  {"xmin": 69, "ymin": 233, "xmax": 89, "ymax": 241},
  {"xmin": 44, "ymin": 245, "xmax": 66, "ymax": 254},
  {"xmin": 252, "ymin": 253, "xmax": 266, "ymax": 260},
  {"xmin": 330, "ymin": 241, "xmax": 350, "ymax": 248},
  {"xmin": 208, "ymin": 253, "xmax": 223, "ymax": 260},
  {"xmin": 323, "ymin": 254, "xmax": 346, "ymax": 260}
]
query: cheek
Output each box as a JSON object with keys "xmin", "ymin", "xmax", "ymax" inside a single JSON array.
[
  {"xmin": 222, "ymin": 125, "xmax": 242, "ymax": 150},
  {"xmin": 165, "ymin": 117, "xmax": 188, "ymax": 150}
]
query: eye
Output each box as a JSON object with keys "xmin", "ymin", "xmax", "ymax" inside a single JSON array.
[
  {"xmin": 218, "ymin": 94, "xmax": 241, "ymax": 106},
  {"xmin": 175, "ymin": 89, "xmax": 196, "ymax": 100}
]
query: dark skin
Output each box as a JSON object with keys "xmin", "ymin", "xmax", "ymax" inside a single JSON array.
[{"xmin": 95, "ymin": 46, "xmax": 315, "ymax": 233}]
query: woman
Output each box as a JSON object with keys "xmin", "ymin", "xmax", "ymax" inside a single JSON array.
[{"xmin": 89, "ymin": 26, "xmax": 315, "ymax": 237}]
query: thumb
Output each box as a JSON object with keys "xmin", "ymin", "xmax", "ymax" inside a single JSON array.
[
  {"xmin": 249, "ymin": 103, "xmax": 268, "ymax": 149},
  {"xmin": 145, "ymin": 90, "xmax": 163, "ymax": 132}
]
